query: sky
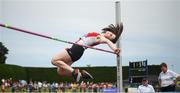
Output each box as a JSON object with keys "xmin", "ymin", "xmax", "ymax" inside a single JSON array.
[{"xmin": 0, "ymin": 0, "xmax": 179, "ymax": 73}]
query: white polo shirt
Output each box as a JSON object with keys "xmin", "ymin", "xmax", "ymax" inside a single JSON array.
[
  {"xmin": 137, "ymin": 84, "xmax": 155, "ymax": 93},
  {"xmin": 158, "ymin": 69, "xmax": 179, "ymax": 87}
]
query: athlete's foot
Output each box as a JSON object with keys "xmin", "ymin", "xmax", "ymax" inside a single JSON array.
[
  {"xmin": 81, "ymin": 70, "xmax": 93, "ymax": 80},
  {"xmin": 72, "ymin": 69, "xmax": 82, "ymax": 82}
]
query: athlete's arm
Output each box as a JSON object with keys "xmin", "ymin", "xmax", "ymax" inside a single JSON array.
[{"xmin": 97, "ymin": 35, "xmax": 120, "ymax": 54}]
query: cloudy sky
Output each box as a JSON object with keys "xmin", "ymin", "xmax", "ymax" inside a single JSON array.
[{"xmin": 0, "ymin": 0, "xmax": 179, "ymax": 73}]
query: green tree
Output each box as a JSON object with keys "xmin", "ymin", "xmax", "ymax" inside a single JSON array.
[{"xmin": 0, "ymin": 42, "xmax": 8, "ymax": 64}]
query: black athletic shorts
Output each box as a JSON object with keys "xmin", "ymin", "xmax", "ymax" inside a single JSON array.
[
  {"xmin": 161, "ymin": 85, "xmax": 176, "ymax": 92},
  {"xmin": 66, "ymin": 44, "xmax": 85, "ymax": 62}
]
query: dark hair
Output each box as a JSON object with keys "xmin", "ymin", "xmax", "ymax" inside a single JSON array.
[
  {"xmin": 160, "ymin": 62, "xmax": 167, "ymax": 68},
  {"xmin": 142, "ymin": 78, "xmax": 148, "ymax": 81},
  {"xmin": 102, "ymin": 23, "xmax": 123, "ymax": 43}
]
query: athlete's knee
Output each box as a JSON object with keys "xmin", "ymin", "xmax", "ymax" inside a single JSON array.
[
  {"xmin": 51, "ymin": 57, "xmax": 59, "ymax": 65},
  {"xmin": 51, "ymin": 57, "xmax": 56, "ymax": 65},
  {"xmin": 51, "ymin": 57, "xmax": 64, "ymax": 66}
]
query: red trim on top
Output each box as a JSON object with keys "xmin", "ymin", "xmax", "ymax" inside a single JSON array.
[{"xmin": 85, "ymin": 32, "xmax": 100, "ymax": 37}]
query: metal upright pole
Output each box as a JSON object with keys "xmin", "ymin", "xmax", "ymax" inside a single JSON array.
[{"xmin": 115, "ymin": 1, "xmax": 123, "ymax": 92}]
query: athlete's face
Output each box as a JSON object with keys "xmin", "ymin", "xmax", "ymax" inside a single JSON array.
[{"xmin": 104, "ymin": 31, "xmax": 116, "ymax": 40}]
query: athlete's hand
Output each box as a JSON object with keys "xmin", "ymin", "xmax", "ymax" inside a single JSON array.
[{"xmin": 114, "ymin": 48, "xmax": 120, "ymax": 54}]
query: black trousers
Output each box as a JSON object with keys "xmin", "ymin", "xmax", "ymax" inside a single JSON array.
[{"xmin": 161, "ymin": 85, "xmax": 175, "ymax": 92}]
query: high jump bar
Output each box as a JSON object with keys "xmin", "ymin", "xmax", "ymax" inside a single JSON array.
[{"xmin": 0, "ymin": 23, "xmax": 117, "ymax": 54}]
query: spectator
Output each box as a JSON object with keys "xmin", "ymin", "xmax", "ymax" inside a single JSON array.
[
  {"xmin": 11, "ymin": 81, "xmax": 18, "ymax": 92},
  {"xmin": 59, "ymin": 82, "xmax": 65, "ymax": 92},
  {"xmin": 33, "ymin": 81, "xmax": 38, "ymax": 92},
  {"xmin": 137, "ymin": 78, "xmax": 155, "ymax": 93},
  {"xmin": 0, "ymin": 78, "xmax": 118, "ymax": 92},
  {"xmin": 158, "ymin": 63, "xmax": 180, "ymax": 92},
  {"xmin": 81, "ymin": 82, "xmax": 87, "ymax": 92},
  {"xmin": 50, "ymin": 82, "xmax": 56, "ymax": 92},
  {"xmin": 28, "ymin": 81, "xmax": 33, "ymax": 92},
  {"xmin": 88, "ymin": 82, "xmax": 93, "ymax": 92},
  {"xmin": 42, "ymin": 81, "xmax": 48, "ymax": 92},
  {"xmin": 107, "ymin": 83, "xmax": 113, "ymax": 88},
  {"xmin": 72, "ymin": 82, "xmax": 78, "ymax": 93},
  {"xmin": 47, "ymin": 83, "xmax": 51, "ymax": 92},
  {"xmin": 99, "ymin": 83, "xmax": 104, "ymax": 92},
  {"xmin": 55, "ymin": 82, "xmax": 59, "ymax": 92},
  {"xmin": 92, "ymin": 83, "xmax": 98, "ymax": 92},
  {"xmin": 38, "ymin": 81, "xmax": 42, "ymax": 92},
  {"xmin": 1, "ymin": 79, "xmax": 5, "ymax": 93},
  {"xmin": 19, "ymin": 80, "xmax": 27, "ymax": 92}
]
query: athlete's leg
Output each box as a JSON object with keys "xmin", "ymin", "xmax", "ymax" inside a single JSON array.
[
  {"xmin": 51, "ymin": 49, "xmax": 74, "ymax": 76},
  {"xmin": 51, "ymin": 49, "xmax": 93, "ymax": 82}
]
